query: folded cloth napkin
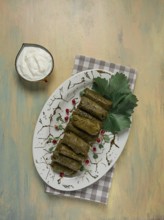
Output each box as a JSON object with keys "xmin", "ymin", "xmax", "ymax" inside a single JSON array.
[{"xmin": 45, "ymin": 55, "xmax": 137, "ymax": 204}]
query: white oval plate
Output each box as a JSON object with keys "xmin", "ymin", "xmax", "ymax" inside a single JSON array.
[{"xmin": 32, "ymin": 69, "xmax": 129, "ymax": 191}]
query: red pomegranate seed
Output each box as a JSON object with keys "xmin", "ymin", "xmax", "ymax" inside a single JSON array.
[
  {"xmin": 65, "ymin": 116, "xmax": 69, "ymax": 121},
  {"xmin": 60, "ymin": 172, "xmax": 64, "ymax": 177},
  {"xmin": 93, "ymin": 147, "xmax": 96, "ymax": 152},
  {"xmin": 72, "ymin": 99, "xmax": 76, "ymax": 105},
  {"xmin": 52, "ymin": 139, "xmax": 57, "ymax": 144},
  {"xmin": 100, "ymin": 130, "xmax": 105, "ymax": 135},
  {"xmin": 96, "ymin": 138, "xmax": 101, "ymax": 143},
  {"xmin": 66, "ymin": 109, "xmax": 69, "ymax": 115},
  {"xmin": 85, "ymin": 159, "xmax": 90, "ymax": 165}
]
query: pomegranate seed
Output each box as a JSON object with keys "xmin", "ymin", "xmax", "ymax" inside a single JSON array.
[
  {"xmin": 60, "ymin": 172, "xmax": 64, "ymax": 177},
  {"xmin": 66, "ymin": 109, "xmax": 69, "ymax": 115},
  {"xmin": 85, "ymin": 159, "xmax": 90, "ymax": 165},
  {"xmin": 65, "ymin": 116, "xmax": 69, "ymax": 121},
  {"xmin": 93, "ymin": 147, "xmax": 96, "ymax": 152},
  {"xmin": 52, "ymin": 139, "xmax": 57, "ymax": 144},
  {"xmin": 72, "ymin": 99, "xmax": 76, "ymax": 105},
  {"xmin": 96, "ymin": 138, "xmax": 101, "ymax": 143},
  {"xmin": 100, "ymin": 130, "xmax": 105, "ymax": 135}
]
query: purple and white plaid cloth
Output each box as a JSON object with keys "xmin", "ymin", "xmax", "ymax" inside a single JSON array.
[{"xmin": 45, "ymin": 55, "xmax": 137, "ymax": 204}]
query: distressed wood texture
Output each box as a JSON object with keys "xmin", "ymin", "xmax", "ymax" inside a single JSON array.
[{"xmin": 0, "ymin": 0, "xmax": 164, "ymax": 220}]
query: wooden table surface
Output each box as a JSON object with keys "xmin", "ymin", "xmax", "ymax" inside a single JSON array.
[{"xmin": 0, "ymin": 1, "xmax": 164, "ymax": 219}]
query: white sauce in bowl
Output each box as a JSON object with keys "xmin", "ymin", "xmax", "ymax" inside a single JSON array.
[{"xmin": 16, "ymin": 45, "xmax": 53, "ymax": 81}]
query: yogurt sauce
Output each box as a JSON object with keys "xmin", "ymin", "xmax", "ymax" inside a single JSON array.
[{"xmin": 16, "ymin": 45, "xmax": 53, "ymax": 81}]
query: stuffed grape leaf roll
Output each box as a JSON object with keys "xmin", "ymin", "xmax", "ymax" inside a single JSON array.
[
  {"xmin": 65, "ymin": 121, "xmax": 97, "ymax": 144},
  {"xmin": 55, "ymin": 142, "xmax": 86, "ymax": 162},
  {"xmin": 51, "ymin": 86, "xmax": 112, "ymax": 176},
  {"xmin": 78, "ymin": 96, "xmax": 108, "ymax": 120},
  {"xmin": 71, "ymin": 114, "xmax": 101, "ymax": 136},
  {"xmin": 84, "ymin": 88, "xmax": 112, "ymax": 110},
  {"xmin": 51, "ymin": 162, "xmax": 76, "ymax": 176},
  {"xmin": 62, "ymin": 132, "xmax": 90, "ymax": 156},
  {"xmin": 52, "ymin": 152, "xmax": 82, "ymax": 171},
  {"xmin": 72, "ymin": 108, "xmax": 102, "ymax": 128}
]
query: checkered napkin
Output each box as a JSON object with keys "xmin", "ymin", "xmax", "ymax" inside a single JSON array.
[{"xmin": 45, "ymin": 55, "xmax": 137, "ymax": 204}]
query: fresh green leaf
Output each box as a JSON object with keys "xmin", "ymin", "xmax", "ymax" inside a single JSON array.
[
  {"xmin": 113, "ymin": 93, "xmax": 138, "ymax": 116},
  {"xmin": 92, "ymin": 73, "xmax": 138, "ymax": 134},
  {"xmin": 107, "ymin": 73, "xmax": 131, "ymax": 96},
  {"xmin": 110, "ymin": 92, "xmax": 127, "ymax": 109},
  {"xmin": 103, "ymin": 113, "xmax": 131, "ymax": 133},
  {"xmin": 92, "ymin": 77, "xmax": 109, "ymax": 97},
  {"xmin": 92, "ymin": 73, "xmax": 131, "ymax": 103}
]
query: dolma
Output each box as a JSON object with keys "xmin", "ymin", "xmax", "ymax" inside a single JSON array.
[
  {"xmin": 84, "ymin": 88, "xmax": 112, "ymax": 110},
  {"xmin": 78, "ymin": 96, "xmax": 108, "ymax": 120},
  {"xmin": 51, "ymin": 162, "xmax": 76, "ymax": 176},
  {"xmin": 71, "ymin": 114, "xmax": 101, "ymax": 136},
  {"xmin": 52, "ymin": 152, "xmax": 82, "ymax": 171},
  {"xmin": 51, "ymin": 87, "xmax": 112, "ymax": 176},
  {"xmin": 72, "ymin": 109, "xmax": 102, "ymax": 127},
  {"xmin": 62, "ymin": 132, "xmax": 90, "ymax": 156},
  {"xmin": 65, "ymin": 121, "xmax": 97, "ymax": 144},
  {"xmin": 56, "ymin": 143, "xmax": 86, "ymax": 162}
]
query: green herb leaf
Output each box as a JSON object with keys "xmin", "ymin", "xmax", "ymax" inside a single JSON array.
[
  {"xmin": 107, "ymin": 73, "xmax": 131, "ymax": 97},
  {"xmin": 92, "ymin": 77, "xmax": 109, "ymax": 97},
  {"xmin": 92, "ymin": 72, "xmax": 138, "ymax": 134},
  {"xmin": 103, "ymin": 113, "xmax": 131, "ymax": 133},
  {"xmin": 113, "ymin": 93, "xmax": 138, "ymax": 116},
  {"xmin": 110, "ymin": 92, "xmax": 127, "ymax": 109},
  {"xmin": 93, "ymin": 73, "xmax": 131, "ymax": 101}
]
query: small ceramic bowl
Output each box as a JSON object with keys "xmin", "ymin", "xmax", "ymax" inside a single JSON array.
[{"xmin": 15, "ymin": 43, "xmax": 54, "ymax": 82}]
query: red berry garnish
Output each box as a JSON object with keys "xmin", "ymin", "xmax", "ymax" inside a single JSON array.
[
  {"xmin": 100, "ymin": 130, "xmax": 105, "ymax": 135},
  {"xmin": 65, "ymin": 116, "xmax": 69, "ymax": 121},
  {"xmin": 52, "ymin": 139, "xmax": 57, "ymax": 144},
  {"xmin": 85, "ymin": 159, "xmax": 90, "ymax": 165},
  {"xmin": 93, "ymin": 147, "xmax": 96, "ymax": 152},
  {"xmin": 72, "ymin": 99, "xmax": 76, "ymax": 105},
  {"xmin": 66, "ymin": 108, "xmax": 69, "ymax": 115},
  {"xmin": 59, "ymin": 172, "xmax": 64, "ymax": 177},
  {"xmin": 96, "ymin": 138, "xmax": 101, "ymax": 143}
]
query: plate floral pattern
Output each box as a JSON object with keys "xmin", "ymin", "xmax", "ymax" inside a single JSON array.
[{"xmin": 32, "ymin": 69, "xmax": 129, "ymax": 191}]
